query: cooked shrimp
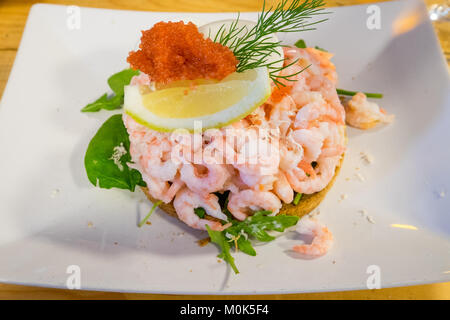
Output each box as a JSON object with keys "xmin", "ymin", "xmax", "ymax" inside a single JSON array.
[
  {"xmin": 228, "ymin": 189, "xmax": 282, "ymax": 221},
  {"xmin": 130, "ymin": 73, "xmax": 151, "ymax": 86},
  {"xmin": 305, "ymin": 48, "xmax": 337, "ymax": 84},
  {"xmin": 143, "ymin": 175, "xmax": 184, "ymax": 204},
  {"xmin": 123, "ymin": 114, "xmax": 149, "ymax": 140},
  {"xmin": 294, "ymin": 100, "xmax": 343, "ymax": 129},
  {"xmin": 180, "ymin": 162, "xmax": 229, "ymax": 195},
  {"xmin": 140, "ymin": 138, "xmax": 179, "ymax": 181},
  {"xmin": 273, "ymin": 172, "xmax": 294, "ymax": 204},
  {"xmin": 202, "ymin": 132, "xmax": 233, "ymax": 165},
  {"xmin": 143, "ymin": 175, "xmax": 167, "ymax": 202},
  {"xmin": 234, "ymin": 136, "xmax": 280, "ymax": 177},
  {"xmin": 319, "ymin": 122, "xmax": 346, "ymax": 158},
  {"xmin": 285, "ymin": 166, "xmax": 307, "ymax": 188},
  {"xmin": 222, "ymin": 166, "xmax": 247, "ymax": 194},
  {"xmin": 292, "ymin": 127, "xmax": 324, "ymax": 162},
  {"xmin": 345, "ymin": 92, "xmax": 394, "ymax": 129},
  {"xmin": 231, "ymin": 134, "xmax": 280, "ymax": 191},
  {"xmin": 169, "ymin": 130, "xmax": 204, "ymax": 165},
  {"xmin": 286, "ymin": 156, "xmax": 340, "ymax": 194},
  {"xmin": 166, "ymin": 177, "xmax": 185, "ymax": 202},
  {"xmin": 246, "ymin": 105, "xmax": 268, "ymax": 126},
  {"xmin": 276, "ymin": 50, "xmax": 310, "ymax": 87},
  {"xmin": 278, "ymin": 47, "xmax": 344, "ymax": 128},
  {"xmin": 284, "ymin": 47, "xmax": 338, "ymax": 90},
  {"xmin": 224, "ymin": 118, "xmax": 251, "ymax": 131},
  {"xmin": 304, "ymin": 73, "xmax": 345, "ymax": 122},
  {"xmin": 293, "ymin": 217, "xmax": 333, "ymax": 258},
  {"xmin": 284, "ymin": 47, "xmax": 333, "ymax": 74},
  {"xmin": 279, "ymin": 133, "xmax": 303, "ymax": 171},
  {"xmin": 290, "ymin": 90, "xmax": 323, "ymax": 109},
  {"xmin": 239, "ymin": 173, "xmax": 276, "ymax": 191},
  {"xmin": 221, "ymin": 126, "xmax": 255, "ymax": 161},
  {"xmin": 173, "ymin": 188, "xmax": 227, "ymax": 230},
  {"xmin": 267, "ymin": 95, "xmax": 296, "ymax": 136},
  {"xmin": 297, "ymin": 160, "xmax": 317, "ymax": 178}
]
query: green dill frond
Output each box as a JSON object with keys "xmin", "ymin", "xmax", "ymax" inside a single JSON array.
[{"xmin": 216, "ymin": 0, "xmax": 328, "ymax": 85}]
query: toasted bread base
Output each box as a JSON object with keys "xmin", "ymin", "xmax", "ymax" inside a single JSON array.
[{"xmin": 141, "ymin": 155, "xmax": 343, "ymax": 223}]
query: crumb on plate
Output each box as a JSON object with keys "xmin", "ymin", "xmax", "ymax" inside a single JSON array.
[
  {"xmin": 366, "ymin": 215, "xmax": 375, "ymax": 224},
  {"xmin": 360, "ymin": 151, "xmax": 374, "ymax": 164},
  {"xmin": 359, "ymin": 209, "xmax": 368, "ymax": 216}
]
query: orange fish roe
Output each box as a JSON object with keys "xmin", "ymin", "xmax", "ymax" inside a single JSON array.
[
  {"xmin": 270, "ymin": 84, "xmax": 292, "ymax": 104},
  {"xmin": 127, "ymin": 21, "xmax": 238, "ymax": 84}
]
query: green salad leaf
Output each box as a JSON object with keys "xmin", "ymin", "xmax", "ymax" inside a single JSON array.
[
  {"xmin": 295, "ymin": 39, "xmax": 327, "ymax": 52},
  {"xmin": 228, "ymin": 210, "xmax": 299, "ymax": 242},
  {"xmin": 235, "ymin": 236, "xmax": 256, "ymax": 256},
  {"xmin": 206, "ymin": 211, "xmax": 299, "ymax": 273},
  {"xmin": 293, "ymin": 192, "xmax": 303, "ymax": 205},
  {"xmin": 81, "ymin": 69, "xmax": 139, "ymax": 112},
  {"xmin": 138, "ymin": 200, "xmax": 162, "ymax": 227},
  {"xmin": 336, "ymin": 88, "xmax": 383, "ymax": 99},
  {"xmin": 206, "ymin": 225, "xmax": 239, "ymax": 274},
  {"xmin": 194, "ymin": 207, "xmax": 206, "ymax": 219},
  {"xmin": 314, "ymin": 45, "xmax": 327, "ymax": 52},
  {"xmin": 84, "ymin": 114, "xmax": 146, "ymax": 191},
  {"xmin": 294, "ymin": 39, "xmax": 307, "ymax": 48}
]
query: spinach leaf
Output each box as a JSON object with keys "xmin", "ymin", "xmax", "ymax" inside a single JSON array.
[
  {"xmin": 84, "ymin": 114, "xmax": 146, "ymax": 191},
  {"xmin": 81, "ymin": 93, "xmax": 109, "ymax": 112},
  {"xmin": 81, "ymin": 69, "xmax": 139, "ymax": 112},
  {"xmin": 107, "ymin": 69, "xmax": 139, "ymax": 96}
]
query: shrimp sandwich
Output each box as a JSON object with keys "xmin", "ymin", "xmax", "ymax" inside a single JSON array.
[{"xmin": 122, "ymin": 20, "xmax": 346, "ymax": 232}]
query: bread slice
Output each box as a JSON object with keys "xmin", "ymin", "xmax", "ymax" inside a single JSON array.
[{"xmin": 141, "ymin": 154, "xmax": 343, "ymax": 222}]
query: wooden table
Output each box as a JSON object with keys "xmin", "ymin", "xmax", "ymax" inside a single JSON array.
[{"xmin": 0, "ymin": 0, "xmax": 449, "ymax": 299}]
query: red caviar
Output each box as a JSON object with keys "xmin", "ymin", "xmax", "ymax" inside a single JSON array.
[{"xmin": 127, "ymin": 21, "xmax": 238, "ymax": 84}]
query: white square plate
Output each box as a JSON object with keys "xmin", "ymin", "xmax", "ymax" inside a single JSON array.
[{"xmin": 0, "ymin": 0, "xmax": 449, "ymax": 294}]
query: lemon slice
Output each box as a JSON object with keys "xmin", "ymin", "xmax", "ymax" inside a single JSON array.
[{"xmin": 124, "ymin": 67, "xmax": 271, "ymax": 132}]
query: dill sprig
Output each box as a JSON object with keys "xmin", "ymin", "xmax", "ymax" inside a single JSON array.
[{"xmin": 214, "ymin": 0, "xmax": 328, "ymax": 86}]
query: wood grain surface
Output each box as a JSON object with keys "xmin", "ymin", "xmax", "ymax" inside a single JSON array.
[{"xmin": 0, "ymin": 0, "xmax": 448, "ymax": 299}]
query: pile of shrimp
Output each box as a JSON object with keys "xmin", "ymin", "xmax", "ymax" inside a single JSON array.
[{"xmin": 123, "ymin": 46, "xmax": 346, "ymax": 234}]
